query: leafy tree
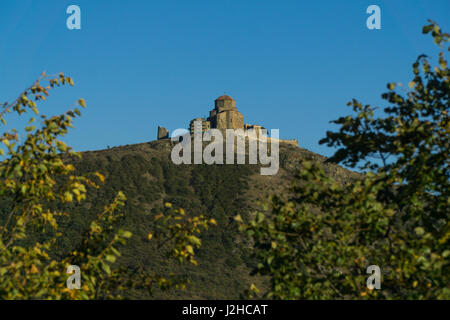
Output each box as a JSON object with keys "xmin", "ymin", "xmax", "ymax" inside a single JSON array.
[
  {"xmin": 240, "ymin": 21, "xmax": 449, "ymax": 299},
  {"xmin": 0, "ymin": 73, "xmax": 215, "ymax": 299}
]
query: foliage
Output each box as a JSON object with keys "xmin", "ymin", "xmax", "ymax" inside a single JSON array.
[
  {"xmin": 0, "ymin": 73, "xmax": 214, "ymax": 299},
  {"xmin": 240, "ymin": 20, "xmax": 449, "ymax": 299},
  {"xmin": 63, "ymin": 153, "xmax": 260, "ymax": 299}
]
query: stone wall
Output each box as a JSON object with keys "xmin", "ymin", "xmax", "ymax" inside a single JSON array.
[
  {"xmin": 157, "ymin": 125, "xmax": 169, "ymax": 140},
  {"xmin": 215, "ymin": 109, "xmax": 244, "ymax": 130}
]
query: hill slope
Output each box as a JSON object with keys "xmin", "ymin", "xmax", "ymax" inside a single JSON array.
[{"xmin": 62, "ymin": 138, "xmax": 359, "ymax": 299}]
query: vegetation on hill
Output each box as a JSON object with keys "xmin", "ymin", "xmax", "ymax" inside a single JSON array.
[{"xmin": 61, "ymin": 138, "xmax": 355, "ymax": 298}]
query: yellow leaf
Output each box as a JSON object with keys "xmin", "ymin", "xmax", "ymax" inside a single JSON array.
[
  {"xmin": 147, "ymin": 233, "xmax": 153, "ymax": 240},
  {"xmin": 186, "ymin": 245, "xmax": 194, "ymax": 254},
  {"xmin": 64, "ymin": 192, "xmax": 73, "ymax": 202},
  {"xmin": 30, "ymin": 264, "xmax": 39, "ymax": 274},
  {"xmin": 78, "ymin": 98, "xmax": 86, "ymax": 108},
  {"xmin": 409, "ymin": 81, "xmax": 415, "ymax": 88},
  {"xmin": 95, "ymin": 172, "xmax": 105, "ymax": 183},
  {"xmin": 250, "ymin": 283, "xmax": 260, "ymax": 293}
]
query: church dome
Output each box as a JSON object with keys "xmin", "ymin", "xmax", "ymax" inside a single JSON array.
[{"xmin": 215, "ymin": 95, "xmax": 234, "ymax": 101}]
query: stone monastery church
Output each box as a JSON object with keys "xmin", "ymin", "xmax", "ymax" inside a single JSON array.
[{"xmin": 157, "ymin": 95, "xmax": 297, "ymax": 146}]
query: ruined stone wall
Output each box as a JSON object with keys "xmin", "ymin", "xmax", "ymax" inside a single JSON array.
[{"xmin": 157, "ymin": 125, "xmax": 169, "ymax": 140}]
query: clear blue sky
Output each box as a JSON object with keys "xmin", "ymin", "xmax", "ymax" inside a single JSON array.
[{"xmin": 0, "ymin": 0, "xmax": 449, "ymax": 157}]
